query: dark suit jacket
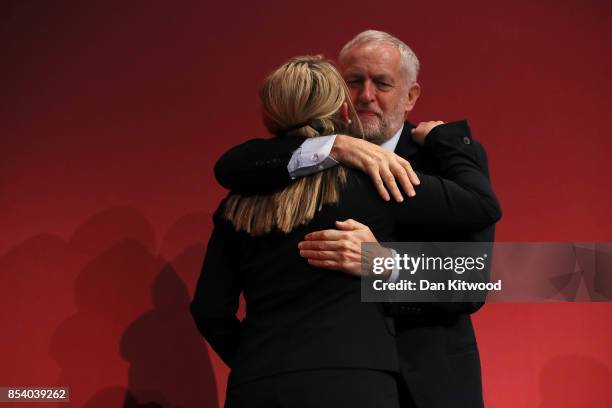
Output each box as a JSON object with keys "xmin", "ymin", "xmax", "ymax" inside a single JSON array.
[
  {"xmin": 388, "ymin": 123, "xmax": 495, "ymax": 408},
  {"xmin": 192, "ymin": 122, "xmax": 501, "ymax": 401}
]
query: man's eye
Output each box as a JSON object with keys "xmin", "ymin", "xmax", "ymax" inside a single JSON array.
[{"xmin": 377, "ymin": 82, "xmax": 392, "ymax": 89}]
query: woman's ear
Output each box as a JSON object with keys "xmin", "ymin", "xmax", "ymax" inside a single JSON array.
[{"xmin": 340, "ymin": 102, "xmax": 350, "ymax": 124}]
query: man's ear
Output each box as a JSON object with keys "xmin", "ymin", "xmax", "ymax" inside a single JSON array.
[
  {"xmin": 340, "ymin": 102, "xmax": 350, "ymax": 124},
  {"xmin": 404, "ymin": 82, "xmax": 421, "ymax": 119}
]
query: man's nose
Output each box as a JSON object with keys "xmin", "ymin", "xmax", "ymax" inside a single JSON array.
[{"xmin": 357, "ymin": 81, "xmax": 375, "ymax": 103}]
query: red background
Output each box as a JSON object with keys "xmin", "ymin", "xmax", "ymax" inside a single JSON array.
[{"xmin": 2, "ymin": 1, "xmax": 611, "ymax": 407}]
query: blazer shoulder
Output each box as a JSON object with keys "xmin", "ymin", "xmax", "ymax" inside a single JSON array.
[{"xmin": 212, "ymin": 195, "xmax": 237, "ymax": 231}]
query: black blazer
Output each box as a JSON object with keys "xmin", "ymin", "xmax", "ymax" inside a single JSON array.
[{"xmin": 191, "ymin": 122, "xmax": 501, "ymax": 393}]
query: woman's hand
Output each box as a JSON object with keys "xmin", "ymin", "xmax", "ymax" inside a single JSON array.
[
  {"xmin": 330, "ymin": 135, "xmax": 420, "ymax": 202},
  {"xmin": 410, "ymin": 121, "xmax": 445, "ymax": 145}
]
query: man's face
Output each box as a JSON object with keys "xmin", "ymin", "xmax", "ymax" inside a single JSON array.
[{"xmin": 340, "ymin": 42, "xmax": 417, "ymax": 145}]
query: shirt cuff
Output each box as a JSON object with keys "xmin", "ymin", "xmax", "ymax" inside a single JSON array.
[
  {"xmin": 287, "ymin": 135, "xmax": 338, "ymax": 178},
  {"xmin": 387, "ymin": 249, "xmax": 400, "ymax": 283}
]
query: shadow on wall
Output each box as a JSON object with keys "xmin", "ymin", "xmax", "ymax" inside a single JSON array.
[
  {"xmin": 538, "ymin": 354, "xmax": 612, "ymax": 408},
  {"xmin": 119, "ymin": 264, "xmax": 217, "ymax": 408},
  {"xmin": 0, "ymin": 207, "xmax": 217, "ymax": 408}
]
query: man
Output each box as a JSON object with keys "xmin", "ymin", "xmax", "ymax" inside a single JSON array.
[{"xmin": 214, "ymin": 30, "xmax": 497, "ymax": 407}]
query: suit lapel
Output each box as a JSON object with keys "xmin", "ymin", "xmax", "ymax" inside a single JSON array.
[{"xmin": 394, "ymin": 122, "xmax": 420, "ymax": 158}]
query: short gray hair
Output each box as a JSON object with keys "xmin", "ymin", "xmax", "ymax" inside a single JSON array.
[{"xmin": 338, "ymin": 30, "xmax": 420, "ymax": 85}]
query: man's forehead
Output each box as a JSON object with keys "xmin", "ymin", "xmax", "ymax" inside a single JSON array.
[{"xmin": 339, "ymin": 42, "xmax": 402, "ymax": 76}]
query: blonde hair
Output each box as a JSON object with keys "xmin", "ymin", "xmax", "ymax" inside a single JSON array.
[{"xmin": 223, "ymin": 56, "xmax": 361, "ymax": 236}]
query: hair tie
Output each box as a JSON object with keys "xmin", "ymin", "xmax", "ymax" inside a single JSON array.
[{"xmin": 282, "ymin": 121, "xmax": 310, "ymax": 133}]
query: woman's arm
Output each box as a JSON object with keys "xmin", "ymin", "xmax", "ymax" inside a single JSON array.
[
  {"xmin": 190, "ymin": 207, "xmax": 242, "ymax": 367},
  {"xmin": 388, "ymin": 121, "xmax": 502, "ymax": 230},
  {"xmin": 299, "ymin": 121, "xmax": 500, "ymax": 274},
  {"xmin": 214, "ymin": 136, "xmax": 307, "ymax": 194},
  {"xmin": 215, "ymin": 134, "xmax": 419, "ymax": 200}
]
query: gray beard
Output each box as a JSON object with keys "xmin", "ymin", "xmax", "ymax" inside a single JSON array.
[{"xmin": 350, "ymin": 120, "xmax": 395, "ymax": 145}]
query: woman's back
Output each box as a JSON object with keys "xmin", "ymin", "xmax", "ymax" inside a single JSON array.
[{"xmin": 217, "ymin": 168, "xmax": 399, "ymax": 386}]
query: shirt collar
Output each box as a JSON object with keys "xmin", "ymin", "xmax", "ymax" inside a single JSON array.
[{"xmin": 380, "ymin": 125, "xmax": 403, "ymax": 152}]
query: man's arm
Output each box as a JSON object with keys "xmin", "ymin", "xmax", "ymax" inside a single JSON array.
[
  {"xmin": 214, "ymin": 135, "xmax": 420, "ymax": 200},
  {"xmin": 455, "ymin": 143, "xmax": 495, "ymax": 315},
  {"xmin": 190, "ymin": 206, "xmax": 242, "ymax": 367},
  {"xmin": 388, "ymin": 120, "xmax": 501, "ymax": 229},
  {"xmin": 385, "ymin": 126, "xmax": 498, "ymax": 317}
]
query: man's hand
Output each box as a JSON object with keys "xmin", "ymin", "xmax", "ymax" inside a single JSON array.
[
  {"xmin": 331, "ymin": 135, "xmax": 420, "ymax": 202},
  {"xmin": 298, "ymin": 219, "xmax": 392, "ymax": 277},
  {"xmin": 411, "ymin": 121, "xmax": 445, "ymax": 145}
]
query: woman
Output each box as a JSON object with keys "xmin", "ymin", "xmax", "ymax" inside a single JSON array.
[{"xmin": 190, "ymin": 56, "xmax": 500, "ymax": 407}]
